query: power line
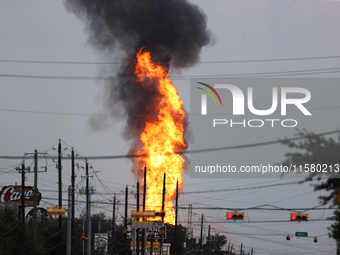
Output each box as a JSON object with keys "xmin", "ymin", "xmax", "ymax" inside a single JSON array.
[
  {"xmin": 0, "ymin": 129, "xmax": 338, "ymax": 159},
  {"xmin": 1, "ymin": 66, "xmax": 340, "ymax": 81},
  {"xmin": 0, "ymin": 104, "xmax": 340, "ymax": 117},
  {"xmin": 1, "ymin": 55, "xmax": 340, "ymax": 65}
]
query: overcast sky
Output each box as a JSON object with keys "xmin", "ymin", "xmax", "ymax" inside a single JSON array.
[{"xmin": 1, "ymin": 0, "xmax": 340, "ymax": 254}]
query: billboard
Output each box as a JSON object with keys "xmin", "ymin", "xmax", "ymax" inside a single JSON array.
[{"xmin": 0, "ymin": 185, "xmax": 41, "ymax": 206}]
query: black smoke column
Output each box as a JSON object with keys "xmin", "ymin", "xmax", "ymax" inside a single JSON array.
[{"xmin": 64, "ymin": 0, "xmax": 211, "ymax": 176}]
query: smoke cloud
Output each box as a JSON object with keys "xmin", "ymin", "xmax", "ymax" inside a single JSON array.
[{"xmin": 64, "ymin": 0, "xmax": 211, "ymax": 175}]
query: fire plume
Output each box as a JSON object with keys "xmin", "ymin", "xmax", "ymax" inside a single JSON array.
[{"xmin": 134, "ymin": 47, "xmax": 187, "ymax": 225}]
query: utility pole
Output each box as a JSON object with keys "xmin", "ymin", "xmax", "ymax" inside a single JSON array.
[
  {"xmin": 251, "ymin": 247, "xmax": 253, "ymax": 255},
  {"xmin": 240, "ymin": 243, "xmax": 243, "ymax": 255},
  {"xmin": 124, "ymin": 185, "xmax": 128, "ymax": 254},
  {"xmin": 33, "ymin": 150, "xmax": 38, "ymax": 240},
  {"xmin": 71, "ymin": 148, "xmax": 75, "ymax": 241},
  {"xmin": 174, "ymin": 180, "xmax": 179, "ymax": 255},
  {"xmin": 21, "ymin": 162, "xmax": 26, "ymax": 224},
  {"xmin": 19, "ymin": 151, "xmax": 47, "ymax": 241},
  {"xmin": 208, "ymin": 225, "xmax": 211, "ymax": 255},
  {"xmin": 160, "ymin": 173, "xmax": 166, "ymax": 255},
  {"xmin": 58, "ymin": 139, "xmax": 63, "ymax": 255},
  {"xmin": 16, "ymin": 161, "xmax": 29, "ymax": 255},
  {"xmin": 86, "ymin": 160, "xmax": 91, "ymax": 255},
  {"xmin": 188, "ymin": 204, "xmax": 193, "ymax": 252},
  {"xmin": 136, "ymin": 181, "xmax": 140, "ymax": 255},
  {"xmin": 227, "ymin": 242, "xmax": 230, "ymax": 255},
  {"xmin": 142, "ymin": 166, "xmax": 147, "ymax": 255},
  {"xmin": 111, "ymin": 194, "xmax": 116, "ymax": 255},
  {"xmin": 230, "ymin": 244, "xmax": 233, "ymax": 255},
  {"xmin": 67, "ymin": 185, "xmax": 72, "ymax": 255},
  {"xmin": 199, "ymin": 214, "xmax": 204, "ymax": 255}
]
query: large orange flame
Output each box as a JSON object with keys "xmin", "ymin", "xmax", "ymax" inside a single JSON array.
[{"xmin": 134, "ymin": 47, "xmax": 186, "ymax": 225}]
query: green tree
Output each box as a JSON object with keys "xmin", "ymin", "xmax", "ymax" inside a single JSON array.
[
  {"xmin": 281, "ymin": 129, "xmax": 340, "ymax": 253},
  {"xmin": 207, "ymin": 233, "xmax": 227, "ymax": 255},
  {"xmin": 0, "ymin": 204, "xmax": 46, "ymax": 255}
]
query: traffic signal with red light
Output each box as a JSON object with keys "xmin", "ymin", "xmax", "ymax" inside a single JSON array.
[
  {"xmin": 226, "ymin": 212, "xmax": 244, "ymax": 221},
  {"xmin": 286, "ymin": 235, "xmax": 290, "ymax": 241},
  {"xmin": 80, "ymin": 236, "xmax": 88, "ymax": 241},
  {"xmin": 46, "ymin": 207, "xmax": 66, "ymax": 217},
  {"xmin": 131, "ymin": 210, "xmax": 165, "ymax": 218},
  {"xmin": 290, "ymin": 213, "xmax": 308, "ymax": 222}
]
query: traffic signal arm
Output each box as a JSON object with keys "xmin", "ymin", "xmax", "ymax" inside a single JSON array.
[
  {"xmin": 46, "ymin": 207, "xmax": 66, "ymax": 217},
  {"xmin": 131, "ymin": 210, "xmax": 165, "ymax": 218}
]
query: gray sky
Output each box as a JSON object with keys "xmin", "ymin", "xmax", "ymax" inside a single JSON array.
[{"xmin": 1, "ymin": 0, "xmax": 340, "ymax": 254}]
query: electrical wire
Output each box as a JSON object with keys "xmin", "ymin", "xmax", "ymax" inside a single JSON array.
[
  {"xmin": 0, "ymin": 129, "xmax": 338, "ymax": 160},
  {"xmin": 1, "ymin": 54, "xmax": 340, "ymax": 65},
  {"xmin": 2, "ymin": 66, "xmax": 340, "ymax": 81}
]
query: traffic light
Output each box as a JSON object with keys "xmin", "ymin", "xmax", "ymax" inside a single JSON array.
[
  {"xmin": 46, "ymin": 207, "xmax": 66, "ymax": 217},
  {"xmin": 314, "ymin": 237, "xmax": 318, "ymax": 243},
  {"xmin": 80, "ymin": 235, "xmax": 88, "ymax": 241},
  {"xmin": 155, "ymin": 211, "xmax": 165, "ymax": 217},
  {"xmin": 290, "ymin": 213, "xmax": 308, "ymax": 222},
  {"xmin": 286, "ymin": 235, "xmax": 290, "ymax": 241},
  {"xmin": 226, "ymin": 212, "xmax": 244, "ymax": 221},
  {"xmin": 131, "ymin": 210, "xmax": 165, "ymax": 218}
]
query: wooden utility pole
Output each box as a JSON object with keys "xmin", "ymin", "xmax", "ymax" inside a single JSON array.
[
  {"xmin": 33, "ymin": 150, "xmax": 38, "ymax": 240},
  {"xmin": 199, "ymin": 214, "xmax": 204, "ymax": 255},
  {"xmin": 58, "ymin": 140, "xmax": 63, "ymax": 255},
  {"xmin": 71, "ymin": 148, "xmax": 75, "ymax": 240},
  {"xmin": 111, "ymin": 194, "xmax": 116, "ymax": 255},
  {"xmin": 174, "ymin": 180, "xmax": 179, "ymax": 255},
  {"xmin": 142, "ymin": 166, "xmax": 147, "ymax": 255},
  {"xmin": 160, "ymin": 173, "xmax": 166, "ymax": 255},
  {"xmin": 124, "ymin": 185, "xmax": 128, "ymax": 254},
  {"xmin": 208, "ymin": 225, "xmax": 211, "ymax": 255},
  {"xmin": 86, "ymin": 160, "xmax": 92, "ymax": 255},
  {"xmin": 136, "ymin": 181, "xmax": 140, "ymax": 255},
  {"xmin": 20, "ymin": 162, "xmax": 26, "ymax": 224}
]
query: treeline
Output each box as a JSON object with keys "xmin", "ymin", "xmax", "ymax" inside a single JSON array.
[{"xmin": 0, "ymin": 206, "xmax": 228, "ymax": 255}]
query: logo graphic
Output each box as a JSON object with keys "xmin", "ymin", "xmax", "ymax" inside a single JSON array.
[
  {"xmin": 198, "ymin": 83, "xmax": 311, "ymax": 116},
  {"xmin": 196, "ymin": 82, "xmax": 223, "ymax": 115},
  {"xmin": 0, "ymin": 185, "xmax": 42, "ymax": 206}
]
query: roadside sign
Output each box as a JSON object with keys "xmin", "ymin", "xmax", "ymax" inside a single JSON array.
[
  {"xmin": 127, "ymin": 224, "xmax": 167, "ymax": 239},
  {"xmin": 295, "ymin": 232, "xmax": 308, "ymax": 237},
  {"xmin": 94, "ymin": 233, "xmax": 108, "ymax": 252},
  {"xmin": 130, "ymin": 241, "xmax": 160, "ymax": 250}
]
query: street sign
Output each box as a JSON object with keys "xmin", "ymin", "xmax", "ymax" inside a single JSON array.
[
  {"xmin": 295, "ymin": 232, "xmax": 308, "ymax": 237},
  {"xmin": 127, "ymin": 224, "xmax": 167, "ymax": 239},
  {"xmin": 130, "ymin": 241, "xmax": 160, "ymax": 250},
  {"xmin": 132, "ymin": 221, "xmax": 164, "ymax": 229}
]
